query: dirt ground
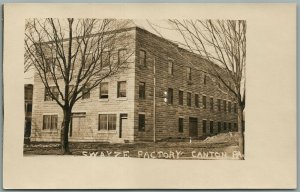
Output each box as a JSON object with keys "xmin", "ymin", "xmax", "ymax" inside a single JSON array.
[{"xmin": 23, "ymin": 132, "xmax": 243, "ymax": 160}]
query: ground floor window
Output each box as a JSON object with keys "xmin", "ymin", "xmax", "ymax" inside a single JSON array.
[
  {"xmin": 138, "ymin": 114, "xmax": 145, "ymax": 131},
  {"xmin": 98, "ymin": 114, "xmax": 116, "ymax": 131},
  {"xmin": 210, "ymin": 121, "xmax": 214, "ymax": 134},
  {"xmin": 43, "ymin": 114, "xmax": 58, "ymax": 130},
  {"xmin": 178, "ymin": 118, "xmax": 184, "ymax": 133},
  {"xmin": 202, "ymin": 120, "xmax": 207, "ymax": 134},
  {"xmin": 218, "ymin": 122, "xmax": 221, "ymax": 132}
]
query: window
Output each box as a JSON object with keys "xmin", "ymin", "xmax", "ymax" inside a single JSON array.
[
  {"xmin": 210, "ymin": 97, "xmax": 214, "ymax": 110},
  {"xmin": 139, "ymin": 82, "xmax": 146, "ymax": 99},
  {"xmin": 178, "ymin": 90, "xmax": 183, "ymax": 105},
  {"xmin": 101, "ymin": 51, "xmax": 110, "ymax": 67},
  {"xmin": 138, "ymin": 114, "xmax": 145, "ymax": 131},
  {"xmin": 45, "ymin": 57, "xmax": 58, "ymax": 73},
  {"xmin": 223, "ymin": 122, "xmax": 227, "ymax": 130},
  {"xmin": 98, "ymin": 114, "xmax": 116, "ymax": 131},
  {"xmin": 204, "ymin": 75, "xmax": 207, "ymax": 85},
  {"xmin": 43, "ymin": 115, "xmax": 58, "ymax": 130},
  {"xmin": 195, "ymin": 94, "xmax": 199, "ymax": 108},
  {"xmin": 178, "ymin": 118, "xmax": 184, "ymax": 133},
  {"xmin": 202, "ymin": 95, "xmax": 207, "ymax": 109},
  {"xmin": 118, "ymin": 49, "xmax": 127, "ymax": 64},
  {"xmin": 117, "ymin": 81, "xmax": 126, "ymax": 98},
  {"xmin": 218, "ymin": 122, "xmax": 221, "ymax": 132},
  {"xmin": 217, "ymin": 99, "xmax": 221, "ymax": 111},
  {"xmin": 26, "ymin": 103, "xmax": 32, "ymax": 113},
  {"xmin": 168, "ymin": 60, "xmax": 174, "ymax": 75},
  {"xmin": 229, "ymin": 123, "xmax": 232, "ymax": 131},
  {"xmin": 234, "ymin": 123, "xmax": 237, "ymax": 131},
  {"xmin": 228, "ymin": 102, "xmax": 232, "ymax": 112},
  {"xmin": 223, "ymin": 100, "xmax": 227, "ymax": 112},
  {"xmin": 100, "ymin": 82, "xmax": 108, "ymax": 99},
  {"xmin": 187, "ymin": 92, "xmax": 191, "ymax": 107},
  {"xmin": 139, "ymin": 50, "xmax": 146, "ymax": 67},
  {"xmin": 82, "ymin": 84, "xmax": 90, "ymax": 99},
  {"xmin": 202, "ymin": 120, "xmax": 207, "ymax": 134},
  {"xmin": 44, "ymin": 86, "xmax": 59, "ymax": 101},
  {"xmin": 210, "ymin": 121, "xmax": 214, "ymax": 134},
  {"xmin": 234, "ymin": 103, "xmax": 237, "ymax": 113},
  {"xmin": 168, "ymin": 88, "xmax": 173, "ymax": 104},
  {"xmin": 186, "ymin": 67, "xmax": 191, "ymax": 81}
]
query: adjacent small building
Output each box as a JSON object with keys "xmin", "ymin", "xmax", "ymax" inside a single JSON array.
[{"xmin": 30, "ymin": 26, "xmax": 238, "ymax": 143}]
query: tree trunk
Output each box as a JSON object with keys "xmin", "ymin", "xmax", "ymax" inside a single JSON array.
[
  {"xmin": 237, "ymin": 106, "xmax": 245, "ymax": 160},
  {"xmin": 61, "ymin": 108, "xmax": 72, "ymax": 154}
]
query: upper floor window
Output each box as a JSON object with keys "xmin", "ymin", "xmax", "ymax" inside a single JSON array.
[
  {"xmin": 118, "ymin": 49, "xmax": 127, "ymax": 65},
  {"xmin": 195, "ymin": 94, "xmax": 199, "ymax": 108},
  {"xmin": 223, "ymin": 100, "xmax": 227, "ymax": 112},
  {"xmin": 202, "ymin": 95, "xmax": 207, "ymax": 109},
  {"xmin": 186, "ymin": 67, "xmax": 192, "ymax": 81},
  {"xmin": 139, "ymin": 50, "xmax": 146, "ymax": 67},
  {"xmin": 168, "ymin": 88, "xmax": 173, "ymax": 104},
  {"xmin": 101, "ymin": 51, "xmax": 110, "ymax": 67},
  {"xmin": 43, "ymin": 114, "xmax": 58, "ymax": 130},
  {"xmin": 168, "ymin": 60, "xmax": 174, "ymax": 75},
  {"xmin": 82, "ymin": 84, "xmax": 90, "ymax": 100},
  {"xmin": 204, "ymin": 75, "xmax": 207, "ymax": 85},
  {"xmin": 228, "ymin": 102, "xmax": 232, "ymax": 112},
  {"xmin": 139, "ymin": 82, "xmax": 146, "ymax": 99},
  {"xmin": 234, "ymin": 103, "xmax": 237, "ymax": 113},
  {"xmin": 44, "ymin": 86, "xmax": 59, "ymax": 101},
  {"xmin": 217, "ymin": 99, "xmax": 221, "ymax": 111},
  {"xmin": 210, "ymin": 97, "xmax": 214, "ymax": 110},
  {"xmin": 178, "ymin": 90, "xmax": 183, "ymax": 105},
  {"xmin": 117, "ymin": 81, "xmax": 126, "ymax": 98},
  {"xmin": 100, "ymin": 82, "xmax": 109, "ymax": 99},
  {"xmin": 187, "ymin": 92, "xmax": 191, "ymax": 107}
]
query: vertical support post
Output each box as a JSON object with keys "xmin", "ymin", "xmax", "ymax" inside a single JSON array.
[{"xmin": 153, "ymin": 57, "xmax": 156, "ymax": 143}]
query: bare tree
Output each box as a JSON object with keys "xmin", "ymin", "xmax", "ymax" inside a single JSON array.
[
  {"xmin": 25, "ymin": 18, "xmax": 133, "ymax": 154},
  {"xmin": 164, "ymin": 20, "xmax": 246, "ymax": 158}
]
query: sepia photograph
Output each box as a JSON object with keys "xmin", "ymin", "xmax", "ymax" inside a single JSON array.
[
  {"xmin": 24, "ymin": 19, "xmax": 246, "ymax": 159},
  {"xmin": 3, "ymin": 3, "xmax": 296, "ymax": 189}
]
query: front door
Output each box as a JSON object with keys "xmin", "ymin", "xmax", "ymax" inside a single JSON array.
[
  {"xmin": 189, "ymin": 117, "xmax": 198, "ymax": 138},
  {"xmin": 119, "ymin": 114, "xmax": 128, "ymax": 138}
]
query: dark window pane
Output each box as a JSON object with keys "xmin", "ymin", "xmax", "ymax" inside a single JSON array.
[
  {"xmin": 179, "ymin": 91, "xmax": 183, "ymax": 105},
  {"xmin": 117, "ymin": 81, "xmax": 126, "ymax": 98},
  {"xmin": 178, "ymin": 118, "xmax": 184, "ymax": 133},
  {"xmin": 210, "ymin": 97, "xmax": 214, "ymax": 110},
  {"xmin": 203, "ymin": 96, "xmax": 206, "ymax": 109},
  {"xmin": 100, "ymin": 82, "xmax": 109, "ymax": 99},
  {"xmin": 139, "ymin": 114, "xmax": 145, "ymax": 131},
  {"xmin": 195, "ymin": 94, "xmax": 199, "ymax": 108},
  {"xmin": 202, "ymin": 120, "xmax": 207, "ymax": 134},
  {"xmin": 168, "ymin": 88, "xmax": 173, "ymax": 104},
  {"xmin": 210, "ymin": 121, "xmax": 213, "ymax": 133},
  {"xmin": 139, "ymin": 82, "xmax": 145, "ymax": 99},
  {"xmin": 187, "ymin": 92, "xmax": 191, "ymax": 107}
]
